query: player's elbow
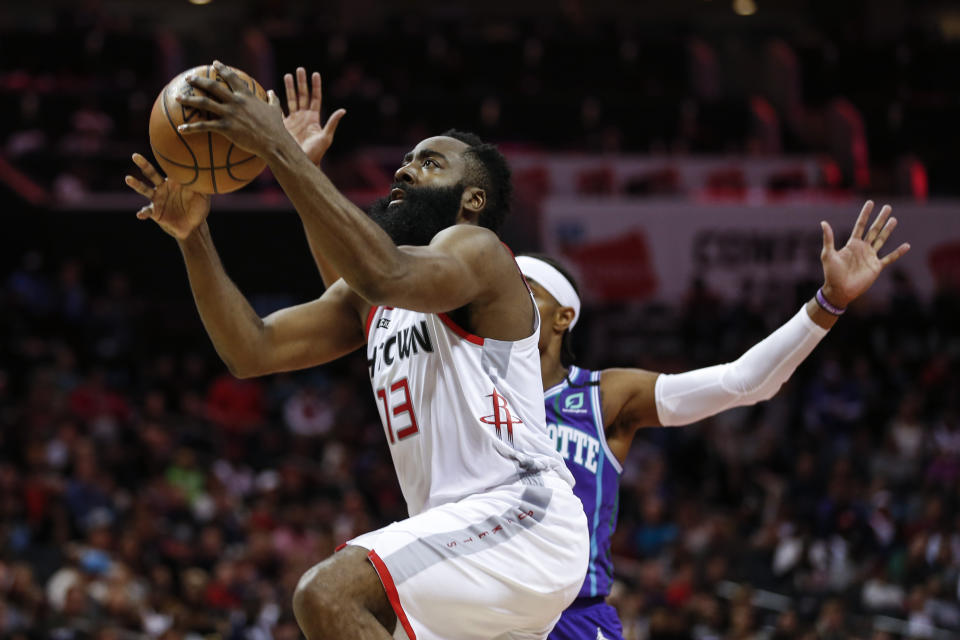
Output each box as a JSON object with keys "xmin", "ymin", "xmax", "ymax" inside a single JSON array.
[
  {"xmin": 742, "ymin": 384, "xmax": 782, "ymax": 406},
  {"xmin": 757, "ymin": 381, "xmax": 784, "ymax": 402},
  {"xmin": 226, "ymin": 363, "xmax": 259, "ymax": 379},
  {"xmin": 221, "ymin": 320, "xmax": 282, "ymax": 379},
  {"xmin": 222, "ymin": 357, "xmax": 259, "ymax": 380},
  {"xmin": 219, "ymin": 348, "xmax": 271, "ymax": 380},
  {"xmin": 721, "ymin": 365, "xmax": 784, "ymax": 404}
]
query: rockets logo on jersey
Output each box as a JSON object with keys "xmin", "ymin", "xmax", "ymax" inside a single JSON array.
[
  {"xmin": 368, "ymin": 320, "xmax": 434, "ymax": 378},
  {"xmin": 479, "ymin": 388, "xmax": 523, "ymax": 445}
]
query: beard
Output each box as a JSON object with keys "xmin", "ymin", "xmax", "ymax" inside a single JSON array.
[{"xmin": 366, "ymin": 182, "xmax": 464, "ymax": 246}]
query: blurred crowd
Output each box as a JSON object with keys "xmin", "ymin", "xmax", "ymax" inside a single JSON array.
[
  {"xmin": 1, "ymin": 251, "xmax": 397, "ymax": 640},
  {"xmin": 1, "ymin": 0, "xmax": 956, "ymax": 201},
  {"xmin": 2, "ymin": 246, "xmax": 959, "ymax": 640}
]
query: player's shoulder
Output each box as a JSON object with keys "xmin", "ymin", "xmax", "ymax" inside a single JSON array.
[
  {"xmin": 430, "ymin": 222, "xmax": 500, "ymax": 246},
  {"xmin": 429, "ymin": 224, "xmax": 513, "ymax": 265}
]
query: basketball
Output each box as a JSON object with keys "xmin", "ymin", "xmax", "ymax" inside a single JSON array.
[{"xmin": 148, "ymin": 65, "xmax": 268, "ymax": 194}]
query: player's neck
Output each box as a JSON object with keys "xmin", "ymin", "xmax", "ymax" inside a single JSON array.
[{"xmin": 541, "ymin": 351, "xmax": 569, "ymax": 390}]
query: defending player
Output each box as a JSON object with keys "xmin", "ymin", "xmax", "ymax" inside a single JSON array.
[
  {"xmin": 124, "ymin": 62, "xmax": 589, "ymax": 640},
  {"xmin": 515, "ymin": 201, "xmax": 909, "ymax": 640}
]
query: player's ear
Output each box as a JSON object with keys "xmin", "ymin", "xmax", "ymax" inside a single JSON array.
[
  {"xmin": 555, "ymin": 306, "xmax": 575, "ymax": 333},
  {"xmin": 461, "ymin": 187, "xmax": 486, "ymax": 220}
]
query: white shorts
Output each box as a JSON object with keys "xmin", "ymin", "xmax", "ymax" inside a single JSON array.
[{"xmin": 347, "ymin": 473, "xmax": 589, "ymax": 640}]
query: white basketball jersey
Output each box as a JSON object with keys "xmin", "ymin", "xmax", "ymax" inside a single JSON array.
[{"xmin": 364, "ymin": 300, "xmax": 574, "ymax": 516}]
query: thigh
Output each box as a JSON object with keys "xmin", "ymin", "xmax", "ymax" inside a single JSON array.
[{"xmin": 349, "ymin": 482, "xmax": 589, "ymax": 640}]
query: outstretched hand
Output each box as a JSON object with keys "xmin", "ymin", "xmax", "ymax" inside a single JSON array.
[
  {"xmin": 820, "ymin": 201, "xmax": 911, "ymax": 308},
  {"xmin": 124, "ymin": 153, "xmax": 211, "ymax": 240},
  {"xmin": 282, "ymin": 67, "xmax": 346, "ymax": 166}
]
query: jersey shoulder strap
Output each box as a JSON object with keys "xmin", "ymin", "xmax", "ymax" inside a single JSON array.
[{"xmin": 567, "ymin": 365, "xmax": 599, "ymax": 389}]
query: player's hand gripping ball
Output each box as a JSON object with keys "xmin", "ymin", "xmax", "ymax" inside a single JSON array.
[{"xmin": 149, "ymin": 65, "xmax": 268, "ymax": 194}]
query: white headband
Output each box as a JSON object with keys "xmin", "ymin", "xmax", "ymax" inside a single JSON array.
[{"xmin": 516, "ymin": 256, "xmax": 581, "ymax": 329}]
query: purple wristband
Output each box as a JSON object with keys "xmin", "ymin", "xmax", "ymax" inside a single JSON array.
[{"xmin": 816, "ymin": 287, "xmax": 846, "ymax": 315}]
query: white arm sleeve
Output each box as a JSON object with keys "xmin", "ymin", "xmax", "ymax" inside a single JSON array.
[{"xmin": 654, "ymin": 305, "xmax": 828, "ymax": 426}]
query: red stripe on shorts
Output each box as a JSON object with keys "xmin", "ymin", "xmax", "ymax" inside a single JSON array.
[{"xmin": 368, "ymin": 549, "xmax": 417, "ymax": 640}]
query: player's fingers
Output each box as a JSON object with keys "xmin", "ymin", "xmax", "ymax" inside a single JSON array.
[
  {"xmin": 310, "ymin": 72, "xmax": 322, "ymax": 113},
  {"xmin": 821, "ymin": 220, "xmax": 835, "ymax": 256},
  {"xmin": 185, "ymin": 73, "xmax": 233, "ymax": 102},
  {"xmin": 125, "ymin": 175, "xmax": 155, "ymax": 199},
  {"xmin": 296, "ymin": 67, "xmax": 309, "ymax": 111},
  {"xmin": 212, "ymin": 60, "xmax": 247, "ymax": 95},
  {"xmin": 178, "ymin": 120, "xmax": 226, "ymax": 134},
  {"xmin": 880, "ymin": 242, "xmax": 911, "ymax": 267},
  {"xmin": 176, "ymin": 94, "xmax": 227, "ymax": 115},
  {"xmin": 283, "ymin": 73, "xmax": 297, "ymax": 114},
  {"xmin": 132, "ymin": 153, "xmax": 164, "ymax": 186},
  {"xmin": 324, "ymin": 108, "xmax": 346, "ymax": 136},
  {"xmin": 865, "ymin": 204, "xmax": 893, "ymax": 245},
  {"xmin": 872, "ymin": 216, "xmax": 897, "ymax": 250},
  {"xmin": 849, "ymin": 200, "xmax": 874, "ymax": 242},
  {"xmin": 136, "ymin": 203, "xmax": 155, "ymax": 220}
]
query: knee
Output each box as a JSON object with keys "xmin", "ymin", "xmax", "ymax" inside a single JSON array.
[
  {"xmin": 292, "ymin": 564, "xmax": 340, "ymax": 627},
  {"xmin": 292, "ymin": 546, "xmax": 394, "ymax": 635}
]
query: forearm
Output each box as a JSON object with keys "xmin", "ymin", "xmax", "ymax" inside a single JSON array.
[
  {"xmin": 178, "ymin": 223, "xmax": 268, "ymax": 376},
  {"xmin": 655, "ymin": 302, "xmax": 829, "ymax": 426},
  {"xmin": 288, "ymin": 139, "xmax": 343, "ymax": 288},
  {"xmin": 266, "ymin": 137, "xmax": 402, "ymax": 298},
  {"xmin": 302, "ymin": 228, "xmax": 341, "ymax": 288}
]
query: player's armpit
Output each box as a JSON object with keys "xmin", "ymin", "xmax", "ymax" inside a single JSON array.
[
  {"xmin": 236, "ymin": 279, "xmax": 368, "ymax": 378},
  {"xmin": 362, "ymin": 225, "xmax": 514, "ymax": 314}
]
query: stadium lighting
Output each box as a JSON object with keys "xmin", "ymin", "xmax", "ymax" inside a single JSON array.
[
  {"xmin": 733, "ymin": 0, "xmax": 757, "ymax": 16},
  {"xmin": 188, "ymin": 0, "xmax": 213, "ymax": 4}
]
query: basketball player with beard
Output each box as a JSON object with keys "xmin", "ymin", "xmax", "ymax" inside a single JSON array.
[
  {"xmin": 267, "ymin": 72, "xmax": 912, "ymax": 640},
  {"xmin": 124, "ymin": 63, "xmax": 589, "ymax": 640}
]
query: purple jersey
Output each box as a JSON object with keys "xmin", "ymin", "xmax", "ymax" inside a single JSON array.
[{"xmin": 544, "ymin": 366, "xmax": 622, "ymax": 599}]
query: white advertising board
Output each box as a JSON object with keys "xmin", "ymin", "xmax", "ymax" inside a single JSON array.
[{"xmin": 540, "ymin": 198, "xmax": 960, "ymax": 303}]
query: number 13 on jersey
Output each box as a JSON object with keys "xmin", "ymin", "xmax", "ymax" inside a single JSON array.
[{"xmin": 376, "ymin": 377, "xmax": 420, "ymax": 444}]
